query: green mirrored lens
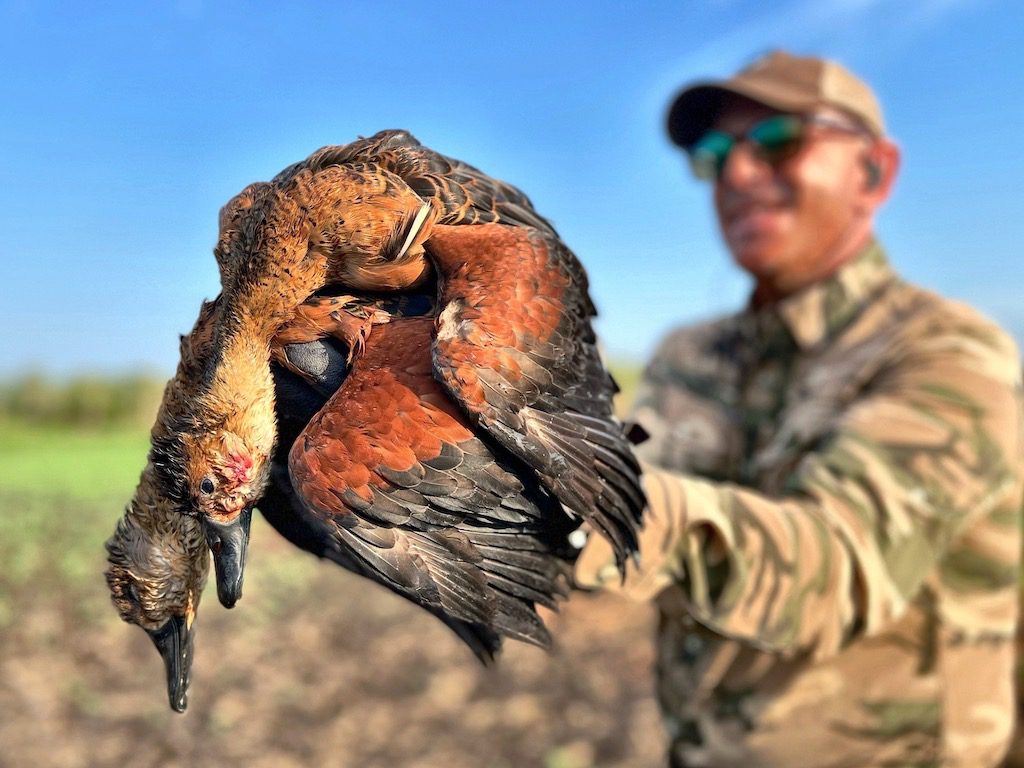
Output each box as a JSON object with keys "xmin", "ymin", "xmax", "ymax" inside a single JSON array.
[
  {"xmin": 689, "ymin": 131, "xmax": 734, "ymax": 180},
  {"xmin": 749, "ymin": 115, "xmax": 804, "ymax": 159},
  {"xmin": 687, "ymin": 117, "xmax": 807, "ymax": 180}
]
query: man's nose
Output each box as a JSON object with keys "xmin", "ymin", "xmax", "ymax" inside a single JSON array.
[{"xmin": 717, "ymin": 142, "xmax": 771, "ymax": 189}]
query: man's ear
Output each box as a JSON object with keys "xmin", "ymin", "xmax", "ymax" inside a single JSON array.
[
  {"xmin": 862, "ymin": 138, "xmax": 901, "ymax": 206},
  {"xmin": 863, "ymin": 158, "xmax": 882, "ymax": 190}
]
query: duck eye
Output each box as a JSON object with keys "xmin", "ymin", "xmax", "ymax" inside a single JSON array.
[{"xmin": 200, "ymin": 477, "xmax": 216, "ymax": 495}]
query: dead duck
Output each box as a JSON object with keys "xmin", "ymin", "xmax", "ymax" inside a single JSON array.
[
  {"xmin": 155, "ymin": 131, "xmax": 643, "ymax": 612},
  {"xmin": 105, "ymin": 299, "xmax": 219, "ymax": 712},
  {"xmin": 105, "ymin": 292, "xmax": 437, "ymax": 711},
  {"xmin": 104, "ymin": 294, "xmax": 354, "ymax": 711}
]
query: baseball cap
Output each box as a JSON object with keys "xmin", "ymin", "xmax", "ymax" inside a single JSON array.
[{"xmin": 666, "ymin": 50, "xmax": 885, "ymax": 148}]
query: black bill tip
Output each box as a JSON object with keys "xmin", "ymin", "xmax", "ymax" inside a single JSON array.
[
  {"xmin": 146, "ymin": 614, "xmax": 193, "ymax": 713},
  {"xmin": 203, "ymin": 507, "xmax": 252, "ymax": 609}
]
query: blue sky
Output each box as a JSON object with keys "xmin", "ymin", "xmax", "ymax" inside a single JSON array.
[{"xmin": 2, "ymin": 0, "xmax": 1021, "ymax": 375}]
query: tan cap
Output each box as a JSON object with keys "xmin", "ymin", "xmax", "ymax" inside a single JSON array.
[{"xmin": 667, "ymin": 50, "xmax": 885, "ymax": 148}]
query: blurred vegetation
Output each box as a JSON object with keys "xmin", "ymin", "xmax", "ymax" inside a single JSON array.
[
  {"xmin": 0, "ymin": 362, "xmax": 643, "ymax": 596},
  {"xmin": 3, "ymin": 367, "xmax": 1024, "ymax": 766},
  {"xmin": 0, "ymin": 371, "xmax": 166, "ymax": 430},
  {"xmin": 0, "ymin": 361, "xmax": 643, "ymax": 432},
  {"xmin": 0, "ymin": 423, "xmax": 150, "ymax": 627},
  {"xmin": 0, "ymin": 373, "xmax": 179, "ymax": 635},
  {"xmin": 608, "ymin": 358, "xmax": 644, "ymax": 415}
]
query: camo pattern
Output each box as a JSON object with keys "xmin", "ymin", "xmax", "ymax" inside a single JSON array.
[{"xmin": 577, "ymin": 242, "xmax": 1024, "ymax": 767}]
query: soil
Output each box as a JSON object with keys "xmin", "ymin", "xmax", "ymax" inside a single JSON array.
[
  {"xmin": 0, "ymin": 517, "xmax": 665, "ymax": 768},
  {"xmin": 4, "ymin": 514, "xmax": 1024, "ymax": 768}
]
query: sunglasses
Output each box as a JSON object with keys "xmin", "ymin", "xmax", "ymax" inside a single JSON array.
[{"xmin": 687, "ymin": 113, "xmax": 867, "ymax": 181}]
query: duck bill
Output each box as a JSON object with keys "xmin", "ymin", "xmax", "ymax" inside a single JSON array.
[
  {"xmin": 203, "ymin": 507, "xmax": 252, "ymax": 609},
  {"xmin": 146, "ymin": 614, "xmax": 193, "ymax": 713}
]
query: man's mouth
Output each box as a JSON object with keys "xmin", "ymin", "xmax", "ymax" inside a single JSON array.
[{"xmin": 725, "ymin": 205, "xmax": 782, "ymax": 241}]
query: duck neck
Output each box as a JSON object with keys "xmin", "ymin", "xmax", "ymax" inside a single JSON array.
[
  {"xmin": 206, "ymin": 226, "xmax": 327, "ymax": 419},
  {"xmin": 203, "ymin": 326, "xmax": 277, "ymax": 432}
]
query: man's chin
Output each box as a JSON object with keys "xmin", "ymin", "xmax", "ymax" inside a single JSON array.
[
  {"xmin": 724, "ymin": 211, "xmax": 792, "ymax": 275},
  {"xmin": 731, "ymin": 245, "xmax": 785, "ymax": 281}
]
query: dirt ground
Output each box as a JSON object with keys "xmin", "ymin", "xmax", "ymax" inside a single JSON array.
[
  {"xmin": 5, "ymin": 510, "xmax": 1024, "ymax": 768},
  {"xmin": 0, "ymin": 515, "xmax": 666, "ymax": 768}
]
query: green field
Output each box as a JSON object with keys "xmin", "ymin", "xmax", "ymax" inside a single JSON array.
[
  {"xmin": 4, "ymin": 372, "xmax": 1024, "ymax": 767},
  {"xmin": 0, "ymin": 360, "xmax": 641, "ymax": 614},
  {"xmin": 1, "ymin": 422, "xmax": 149, "ymax": 500},
  {"xmin": 0, "ymin": 424, "xmax": 149, "ymax": 615}
]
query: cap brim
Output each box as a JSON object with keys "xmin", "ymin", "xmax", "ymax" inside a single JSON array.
[{"xmin": 667, "ymin": 80, "xmax": 820, "ymax": 148}]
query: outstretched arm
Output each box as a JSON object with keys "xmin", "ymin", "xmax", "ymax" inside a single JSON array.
[{"xmin": 577, "ymin": 324, "xmax": 1023, "ymax": 660}]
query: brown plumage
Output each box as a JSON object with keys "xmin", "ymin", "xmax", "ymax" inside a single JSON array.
[
  {"xmin": 105, "ymin": 292, "xmax": 426, "ymax": 710},
  {"xmin": 263, "ymin": 293, "xmax": 554, "ymax": 659},
  {"xmin": 151, "ymin": 160, "xmax": 438, "ymax": 534},
  {"xmin": 105, "ymin": 288, "xmax": 570, "ymax": 713},
  {"xmin": 151, "ymin": 130, "xmax": 643, "ymax": 622},
  {"xmin": 105, "ymin": 299, "xmax": 220, "ymax": 712},
  {"xmin": 283, "ymin": 312, "xmax": 576, "ymax": 653},
  {"xmin": 428, "ymin": 223, "xmax": 644, "ymax": 559}
]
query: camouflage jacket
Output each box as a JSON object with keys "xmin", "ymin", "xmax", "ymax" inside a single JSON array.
[{"xmin": 577, "ymin": 242, "xmax": 1024, "ymax": 767}]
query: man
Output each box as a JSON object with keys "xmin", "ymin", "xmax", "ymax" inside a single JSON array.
[{"xmin": 577, "ymin": 51, "xmax": 1024, "ymax": 767}]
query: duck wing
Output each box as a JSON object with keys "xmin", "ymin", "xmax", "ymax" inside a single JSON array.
[
  {"xmin": 282, "ymin": 316, "xmax": 574, "ymax": 657},
  {"xmin": 427, "ymin": 223, "xmax": 645, "ymax": 570}
]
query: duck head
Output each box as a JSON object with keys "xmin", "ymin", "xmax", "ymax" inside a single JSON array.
[{"xmin": 105, "ymin": 471, "xmax": 208, "ymax": 712}]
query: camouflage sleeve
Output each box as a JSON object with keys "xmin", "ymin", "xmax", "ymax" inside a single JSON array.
[{"xmin": 577, "ymin": 325, "xmax": 1024, "ymax": 659}]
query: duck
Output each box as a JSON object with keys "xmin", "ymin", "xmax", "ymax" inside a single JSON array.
[
  {"xmin": 153, "ymin": 130, "xmax": 643, "ymax": 615},
  {"xmin": 107, "ymin": 288, "xmax": 583, "ymax": 711},
  {"xmin": 105, "ymin": 299, "xmax": 219, "ymax": 712},
  {"xmin": 105, "ymin": 293, "xmax": 375, "ymax": 711}
]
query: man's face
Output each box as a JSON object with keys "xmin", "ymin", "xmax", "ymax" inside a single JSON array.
[{"xmin": 710, "ymin": 98, "xmax": 874, "ymax": 295}]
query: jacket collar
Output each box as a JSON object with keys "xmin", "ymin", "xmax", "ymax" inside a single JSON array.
[{"xmin": 744, "ymin": 240, "xmax": 896, "ymax": 351}]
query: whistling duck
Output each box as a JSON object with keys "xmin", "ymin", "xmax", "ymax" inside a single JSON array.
[
  {"xmin": 105, "ymin": 300, "xmax": 219, "ymax": 712},
  {"xmin": 108, "ymin": 289, "xmax": 578, "ymax": 711},
  {"xmin": 105, "ymin": 295, "xmax": 361, "ymax": 711},
  {"xmin": 152, "ymin": 131, "xmax": 643, "ymax": 614}
]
